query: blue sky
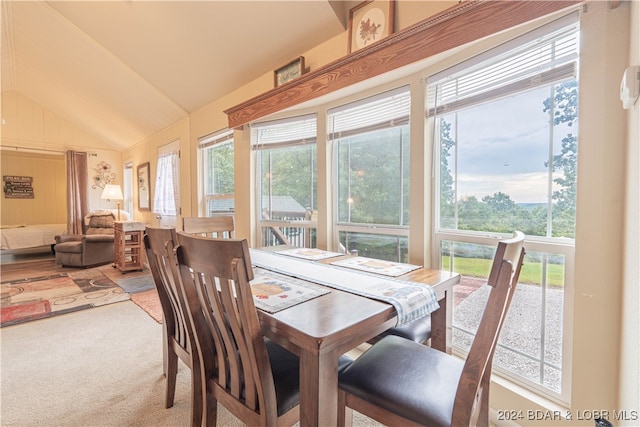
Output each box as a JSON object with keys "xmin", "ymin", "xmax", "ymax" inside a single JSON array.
[{"xmin": 446, "ymin": 86, "xmax": 571, "ymax": 204}]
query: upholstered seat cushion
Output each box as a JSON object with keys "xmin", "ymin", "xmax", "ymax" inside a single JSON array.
[
  {"xmin": 267, "ymin": 338, "xmax": 353, "ymax": 416},
  {"xmin": 339, "ymin": 335, "xmax": 463, "ymax": 427},
  {"xmin": 376, "ymin": 315, "xmax": 432, "ymax": 343}
]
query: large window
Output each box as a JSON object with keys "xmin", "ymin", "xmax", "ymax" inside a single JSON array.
[
  {"xmin": 329, "ymin": 87, "xmax": 411, "ymax": 262},
  {"xmin": 252, "ymin": 115, "xmax": 317, "ymax": 248},
  {"xmin": 430, "ymin": 14, "xmax": 578, "ymax": 401},
  {"xmin": 199, "ymin": 129, "xmax": 235, "ymax": 217}
]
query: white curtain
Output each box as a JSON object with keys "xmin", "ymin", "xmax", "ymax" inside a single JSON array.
[{"xmin": 152, "ymin": 151, "xmax": 179, "ymax": 216}]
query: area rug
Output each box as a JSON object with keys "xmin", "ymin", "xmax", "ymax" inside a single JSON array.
[
  {"xmin": 115, "ymin": 274, "xmax": 163, "ymax": 324},
  {"xmin": 115, "ymin": 275, "xmax": 156, "ymax": 294},
  {"xmin": 129, "ymin": 288, "xmax": 163, "ymax": 324},
  {"xmin": 0, "ymin": 269, "xmax": 129, "ymax": 327}
]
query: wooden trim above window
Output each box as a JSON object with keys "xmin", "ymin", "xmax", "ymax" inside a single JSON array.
[{"xmin": 224, "ymin": 0, "xmax": 582, "ymax": 129}]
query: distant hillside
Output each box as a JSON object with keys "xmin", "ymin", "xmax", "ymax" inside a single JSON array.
[{"xmin": 517, "ymin": 203, "xmax": 546, "ymax": 210}]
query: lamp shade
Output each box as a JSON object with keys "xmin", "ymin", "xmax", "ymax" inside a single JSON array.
[{"xmin": 101, "ymin": 184, "xmax": 123, "ymax": 200}]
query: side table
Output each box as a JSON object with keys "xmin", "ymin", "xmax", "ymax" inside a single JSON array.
[{"xmin": 114, "ymin": 221, "xmax": 145, "ymax": 273}]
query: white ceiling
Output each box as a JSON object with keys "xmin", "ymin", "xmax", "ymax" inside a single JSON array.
[{"xmin": 1, "ymin": 1, "xmax": 351, "ymax": 151}]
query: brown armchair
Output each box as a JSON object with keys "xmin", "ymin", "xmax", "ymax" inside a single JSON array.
[{"xmin": 54, "ymin": 212, "xmax": 116, "ymax": 268}]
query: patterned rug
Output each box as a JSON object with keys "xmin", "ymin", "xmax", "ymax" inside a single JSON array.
[
  {"xmin": 129, "ymin": 288, "xmax": 163, "ymax": 324},
  {"xmin": 115, "ymin": 275, "xmax": 163, "ymax": 324},
  {"xmin": 0, "ymin": 269, "xmax": 129, "ymax": 327}
]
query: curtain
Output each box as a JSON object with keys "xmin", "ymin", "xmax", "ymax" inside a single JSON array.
[
  {"xmin": 66, "ymin": 150, "xmax": 89, "ymax": 234},
  {"xmin": 152, "ymin": 151, "xmax": 179, "ymax": 216}
]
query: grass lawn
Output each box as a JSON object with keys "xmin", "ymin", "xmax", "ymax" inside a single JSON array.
[{"xmin": 442, "ymin": 256, "xmax": 564, "ymax": 287}]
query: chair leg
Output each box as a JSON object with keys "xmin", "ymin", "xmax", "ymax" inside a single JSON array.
[
  {"xmin": 190, "ymin": 353, "xmax": 204, "ymax": 427},
  {"xmin": 162, "ymin": 324, "xmax": 169, "ymax": 376},
  {"xmin": 203, "ymin": 390, "xmax": 218, "ymax": 427},
  {"xmin": 476, "ymin": 373, "xmax": 491, "ymax": 427},
  {"xmin": 337, "ymin": 390, "xmax": 353, "ymax": 427},
  {"xmin": 165, "ymin": 350, "xmax": 178, "ymax": 408}
]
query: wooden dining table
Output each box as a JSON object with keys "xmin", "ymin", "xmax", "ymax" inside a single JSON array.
[{"xmin": 252, "ymin": 248, "xmax": 460, "ymax": 427}]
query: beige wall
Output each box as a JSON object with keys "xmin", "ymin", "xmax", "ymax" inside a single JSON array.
[
  {"xmin": 121, "ymin": 118, "xmax": 190, "ymax": 226},
  {"xmin": 619, "ymin": 0, "xmax": 640, "ymax": 423},
  {"xmin": 1, "ymin": 91, "xmax": 115, "ymax": 152},
  {"xmin": 1, "ymin": 91, "xmax": 125, "ymax": 217},
  {"xmin": 0, "ymin": 151, "xmax": 66, "ymax": 225}
]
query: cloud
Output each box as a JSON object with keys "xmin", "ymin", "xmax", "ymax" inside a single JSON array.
[{"xmin": 456, "ymin": 172, "xmax": 553, "ymax": 203}]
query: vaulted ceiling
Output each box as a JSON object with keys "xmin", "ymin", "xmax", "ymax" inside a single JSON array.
[{"xmin": 1, "ymin": 1, "xmax": 352, "ymax": 151}]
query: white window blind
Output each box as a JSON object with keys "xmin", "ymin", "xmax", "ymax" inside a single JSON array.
[
  {"xmin": 251, "ymin": 114, "xmax": 317, "ymax": 150},
  {"xmin": 199, "ymin": 128, "xmax": 233, "ymax": 149},
  {"xmin": 427, "ymin": 12, "xmax": 579, "ymax": 117},
  {"xmin": 328, "ymin": 86, "xmax": 410, "ymax": 139}
]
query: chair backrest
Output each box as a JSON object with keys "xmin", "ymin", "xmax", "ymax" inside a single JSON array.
[
  {"xmin": 452, "ymin": 231, "xmax": 525, "ymax": 426},
  {"xmin": 144, "ymin": 227, "xmax": 193, "ymax": 354},
  {"xmin": 182, "ymin": 216, "xmax": 234, "ymax": 238},
  {"xmin": 173, "ymin": 232, "xmax": 282, "ymax": 424},
  {"xmin": 84, "ymin": 212, "xmax": 116, "ymax": 235}
]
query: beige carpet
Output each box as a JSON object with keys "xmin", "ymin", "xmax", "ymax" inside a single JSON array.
[{"xmin": 0, "ymin": 299, "xmax": 382, "ymax": 426}]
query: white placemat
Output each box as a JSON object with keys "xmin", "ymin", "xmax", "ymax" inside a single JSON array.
[
  {"xmin": 329, "ymin": 256, "xmax": 421, "ymax": 277},
  {"xmin": 276, "ymin": 247, "xmax": 343, "ymax": 261}
]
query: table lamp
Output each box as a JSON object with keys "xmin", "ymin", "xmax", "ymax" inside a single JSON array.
[{"xmin": 101, "ymin": 184, "xmax": 124, "ymax": 220}]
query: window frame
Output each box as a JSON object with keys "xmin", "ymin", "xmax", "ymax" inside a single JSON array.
[
  {"xmin": 198, "ymin": 129, "xmax": 235, "ymax": 218},
  {"xmin": 329, "ymin": 86, "xmax": 412, "ymax": 261},
  {"xmin": 252, "ymin": 114, "xmax": 318, "ymax": 248},
  {"xmin": 428, "ymin": 14, "xmax": 579, "ymax": 403}
]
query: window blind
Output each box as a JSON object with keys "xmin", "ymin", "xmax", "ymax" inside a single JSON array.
[
  {"xmin": 199, "ymin": 129, "xmax": 233, "ymax": 149},
  {"xmin": 328, "ymin": 86, "xmax": 410, "ymax": 140},
  {"xmin": 427, "ymin": 12, "xmax": 579, "ymax": 117},
  {"xmin": 251, "ymin": 114, "xmax": 317, "ymax": 150}
]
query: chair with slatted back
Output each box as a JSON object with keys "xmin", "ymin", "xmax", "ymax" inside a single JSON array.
[
  {"xmin": 173, "ymin": 232, "xmax": 352, "ymax": 426},
  {"xmin": 338, "ymin": 231, "xmax": 525, "ymax": 427},
  {"xmin": 182, "ymin": 216, "xmax": 234, "ymax": 238},
  {"xmin": 144, "ymin": 226, "xmax": 202, "ymax": 427}
]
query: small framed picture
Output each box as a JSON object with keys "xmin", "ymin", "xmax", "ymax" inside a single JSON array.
[
  {"xmin": 137, "ymin": 162, "xmax": 150, "ymax": 211},
  {"xmin": 348, "ymin": 0, "xmax": 395, "ymax": 54},
  {"xmin": 274, "ymin": 56, "xmax": 306, "ymax": 87}
]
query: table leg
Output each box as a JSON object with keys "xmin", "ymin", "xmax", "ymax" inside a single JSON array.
[
  {"xmin": 430, "ymin": 289, "xmax": 452, "ymax": 354},
  {"xmin": 299, "ymin": 349, "xmax": 339, "ymax": 427}
]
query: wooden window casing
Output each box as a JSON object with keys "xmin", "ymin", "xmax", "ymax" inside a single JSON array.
[{"xmin": 224, "ymin": 0, "xmax": 581, "ymax": 129}]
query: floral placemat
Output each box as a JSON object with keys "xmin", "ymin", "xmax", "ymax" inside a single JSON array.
[
  {"xmin": 330, "ymin": 256, "xmax": 421, "ymax": 277},
  {"xmin": 276, "ymin": 247, "xmax": 343, "ymax": 261},
  {"xmin": 251, "ymin": 267, "xmax": 329, "ymax": 313}
]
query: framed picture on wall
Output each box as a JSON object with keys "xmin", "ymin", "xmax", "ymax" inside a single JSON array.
[
  {"xmin": 137, "ymin": 162, "xmax": 150, "ymax": 211},
  {"xmin": 348, "ymin": 0, "xmax": 395, "ymax": 54},
  {"xmin": 274, "ymin": 56, "xmax": 307, "ymax": 87}
]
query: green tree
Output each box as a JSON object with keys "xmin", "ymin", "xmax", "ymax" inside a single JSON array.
[
  {"xmin": 543, "ymin": 80, "xmax": 578, "ymax": 238},
  {"xmin": 262, "ymin": 145, "xmax": 316, "ymax": 214},
  {"xmin": 439, "ymin": 117, "xmax": 456, "ymax": 228},
  {"xmin": 207, "ymin": 143, "xmax": 234, "ymax": 194},
  {"xmin": 337, "ymin": 127, "xmax": 409, "ymax": 225}
]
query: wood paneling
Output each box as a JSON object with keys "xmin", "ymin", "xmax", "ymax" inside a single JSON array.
[
  {"xmin": 225, "ymin": 0, "xmax": 582, "ymax": 129},
  {"xmin": 0, "ymin": 151, "xmax": 66, "ymax": 225}
]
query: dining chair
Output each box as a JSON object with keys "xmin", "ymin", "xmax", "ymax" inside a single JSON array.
[
  {"xmin": 368, "ymin": 315, "xmax": 432, "ymax": 345},
  {"xmin": 173, "ymin": 232, "xmax": 353, "ymax": 426},
  {"xmin": 144, "ymin": 227, "xmax": 202, "ymax": 427},
  {"xmin": 182, "ymin": 216, "xmax": 234, "ymax": 238},
  {"xmin": 338, "ymin": 231, "xmax": 525, "ymax": 427}
]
